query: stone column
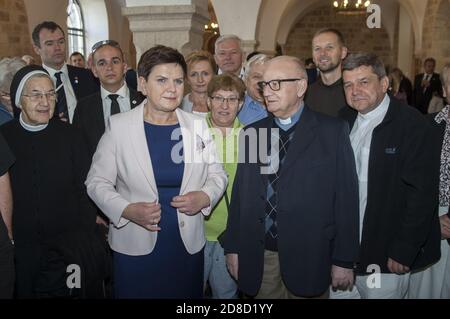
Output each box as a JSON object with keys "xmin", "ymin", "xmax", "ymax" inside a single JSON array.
[
  {"xmin": 211, "ymin": 0, "xmax": 261, "ymax": 55},
  {"xmin": 122, "ymin": 1, "xmax": 209, "ymax": 64}
]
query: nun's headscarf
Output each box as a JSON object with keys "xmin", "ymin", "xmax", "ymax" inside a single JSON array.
[{"xmin": 10, "ymin": 65, "xmax": 51, "ymax": 110}]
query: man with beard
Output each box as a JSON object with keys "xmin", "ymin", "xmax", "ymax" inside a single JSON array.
[{"xmin": 305, "ymin": 28, "xmax": 349, "ymax": 117}]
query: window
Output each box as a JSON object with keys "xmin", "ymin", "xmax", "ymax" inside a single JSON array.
[{"xmin": 67, "ymin": 0, "xmax": 85, "ymax": 57}]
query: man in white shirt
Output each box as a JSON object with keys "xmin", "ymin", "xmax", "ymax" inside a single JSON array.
[
  {"xmin": 214, "ymin": 35, "xmax": 245, "ymax": 78},
  {"xmin": 32, "ymin": 21, "xmax": 98, "ymax": 123},
  {"xmin": 335, "ymin": 52, "xmax": 440, "ymax": 299},
  {"xmin": 73, "ymin": 40, "xmax": 144, "ymax": 160}
]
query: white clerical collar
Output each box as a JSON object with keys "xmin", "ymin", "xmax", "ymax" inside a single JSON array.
[
  {"xmin": 19, "ymin": 112, "xmax": 48, "ymax": 132},
  {"xmin": 101, "ymin": 82, "xmax": 128, "ymax": 100},
  {"xmin": 358, "ymin": 94, "xmax": 390, "ymax": 121},
  {"xmin": 278, "ymin": 117, "xmax": 292, "ymax": 125}
]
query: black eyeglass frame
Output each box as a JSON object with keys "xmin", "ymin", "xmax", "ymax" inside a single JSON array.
[{"xmin": 257, "ymin": 78, "xmax": 303, "ymax": 91}]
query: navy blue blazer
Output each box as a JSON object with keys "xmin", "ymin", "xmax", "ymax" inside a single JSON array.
[{"xmin": 224, "ymin": 106, "xmax": 360, "ymax": 297}]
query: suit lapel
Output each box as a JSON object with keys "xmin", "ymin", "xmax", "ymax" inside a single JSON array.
[
  {"xmin": 67, "ymin": 65, "xmax": 80, "ymax": 98},
  {"xmin": 129, "ymin": 90, "xmax": 142, "ymax": 109},
  {"xmin": 129, "ymin": 104, "xmax": 158, "ymax": 195},
  {"xmin": 93, "ymin": 93, "xmax": 105, "ymax": 135},
  {"xmin": 257, "ymin": 116, "xmax": 273, "ymax": 188}
]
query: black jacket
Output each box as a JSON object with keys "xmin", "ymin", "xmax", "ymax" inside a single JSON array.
[
  {"xmin": 73, "ymin": 88, "xmax": 144, "ymax": 159},
  {"xmin": 0, "ymin": 119, "xmax": 109, "ymax": 298},
  {"xmin": 413, "ymin": 73, "xmax": 442, "ymax": 114},
  {"xmin": 224, "ymin": 106, "xmax": 360, "ymax": 297},
  {"xmin": 339, "ymin": 97, "xmax": 441, "ymax": 274}
]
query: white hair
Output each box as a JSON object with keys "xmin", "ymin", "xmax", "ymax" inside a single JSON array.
[
  {"xmin": 243, "ymin": 54, "xmax": 270, "ymax": 81},
  {"xmin": 214, "ymin": 34, "xmax": 243, "ymax": 53},
  {"xmin": 0, "ymin": 57, "xmax": 26, "ymax": 91}
]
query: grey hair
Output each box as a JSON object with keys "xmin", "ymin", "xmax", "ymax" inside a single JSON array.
[
  {"xmin": 441, "ymin": 63, "xmax": 450, "ymax": 86},
  {"xmin": 243, "ymin": 54, "xmax": 270, "ymax": 80},
  {"xmin": 0, "ymin": 57, "xmax": 27, "ymax": 91},
  {"xmin": 342, "ymin": 52, "xmax": 387, "ymax": 78},
  {"xmin": 215, "ymin": 34, "xmax": 242, "ymax": 53}
]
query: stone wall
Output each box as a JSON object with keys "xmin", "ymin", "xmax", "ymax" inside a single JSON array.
[
  {"xmin": 0, "ymin": 0, "xmax": 33, "ymax": 58},
  {"xmin": 421, "ymin": 0, "xmax": 450, "ymax": 70},
  {"xmin": 285, "ymin": 5, "xmax": 395, "ymax": 68}
]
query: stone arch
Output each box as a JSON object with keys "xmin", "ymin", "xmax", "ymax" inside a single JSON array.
[
  {"xmin": 284, "ymin": 4, "xmax": 394, "ymax": 67},
  {"xmin": 78, "ymin": 0, "xmax": 108, "ymax": 54}
]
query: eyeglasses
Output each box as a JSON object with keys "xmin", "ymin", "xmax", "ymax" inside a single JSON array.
[
  {"xmin": 22, "ymin": 91, "xmax": 57, "ymax": 102},
  {"xmin": 210, "ymin": 96, "xmax": 240, "ymax": 105},
  {"xmin": 91, "ymin": 40, "xmax": 120, "ymax": 53},
  {"xmin": 257, "ymin": 78, "xmax": 303, "ymax": 91}
]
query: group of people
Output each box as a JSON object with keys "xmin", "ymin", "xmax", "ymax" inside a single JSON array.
[{"xmin": 0, "ymin": 20, "xmax": 449, "ymax": 300}]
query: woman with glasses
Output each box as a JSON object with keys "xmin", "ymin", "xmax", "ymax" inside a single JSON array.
[
  {"xmin": 0, "ymin": 57, "xmax": 26, "ymax": 125},
  {"xmin": 0, "ymin": 65, "xmax": 109, "ymax": 298},
  {"xmin": 181, "ymin": 50, "xmax": 217, "ymax": 117},
  {"xmin": 86, "ymin": 45, "xmax": 227, "ymax": 299},
  {"xmin": 203, "ymin": 74, "xmax": 245, "ymax": 298}
]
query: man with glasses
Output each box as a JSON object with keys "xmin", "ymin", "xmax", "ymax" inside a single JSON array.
[
  {"xmin": 224, "ymin": 56, "xmax": 359, "ymax": 298},
  {"xmin": 32, "ymin": 21, "xmax": 98, "ymax": 123}
]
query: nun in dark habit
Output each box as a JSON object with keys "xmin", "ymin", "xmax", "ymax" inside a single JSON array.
[{"xmin": 0, "ymin": 65, "xmax": 110, "ymax": 298}]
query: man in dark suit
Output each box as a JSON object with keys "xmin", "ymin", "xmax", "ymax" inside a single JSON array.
[
  {"xmin": 224, "ymin": 56, "xmax": 360, "ymax": 298},
  {"xmin": 336, "ymin": 53, "xmax": 440, "ymax": 299},
  {"xmin": 73, "ymin": 41, "xmax": 144, "ymax": 160},
  {"xmin": 32, "ymin": 21, "xmax": 98, "ymax": 123},
  {"xmin": 413, "ymin": 57, "xmax": 442, "ymax": 114}
]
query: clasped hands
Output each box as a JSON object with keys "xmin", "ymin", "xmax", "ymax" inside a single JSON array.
[{"xmin": 123, "ymin": 191, "xmax": 210, "ymax": 231}]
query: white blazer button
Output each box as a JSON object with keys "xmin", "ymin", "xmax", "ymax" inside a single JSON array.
[{"xmin": 179, "ymin": 221, "xmax": 185, "ymax": 227}]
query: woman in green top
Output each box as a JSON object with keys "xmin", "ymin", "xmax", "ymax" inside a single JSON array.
[{"xmin": 204, "ymin": 74, "xmax": 246, "ymax": 298}]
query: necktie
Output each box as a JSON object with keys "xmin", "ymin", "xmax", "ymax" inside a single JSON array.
[
  {"xmin": 109, "ymin": 94, "xmax": 120, "ymax": 115},
  {"xmin": 54, "ymin": 72, "xmax": 68, "ymax": 120}
]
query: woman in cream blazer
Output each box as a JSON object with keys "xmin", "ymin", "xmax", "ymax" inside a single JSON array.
[{"xmin": 86, "ymin": 45, "xmax": 227, "ymax": 299}]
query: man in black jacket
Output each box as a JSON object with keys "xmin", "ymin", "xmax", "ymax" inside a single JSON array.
[
  {"xmin": 225, "ymin": 56, "xmax": 359, "ymax": 298},
  {"xmin": 336, "ymin": 52, "xmax": 440, "ymax": 299},
  {"xmin": 73, "ymin": 40, "xmax": 144, "ymax": 160},
  {"xmin": 413, "ymin": 57, "xmax": 442, "ymax": 114},
  {"xmin": 32, "ymin": 21, "xmax": 98, "ymax": 123}
]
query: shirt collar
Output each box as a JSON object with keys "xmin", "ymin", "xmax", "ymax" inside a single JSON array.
[
  {"xmin": 244, "ymin": 94, "xmax": 265, "ymax": 110},
  {"xmin": 206, "ymin": 114, "xmax": 242, "ymax": 137},
  {"xmin": 101, "ymin": 82, "xmax": 128, "ymax": 100},
  {"xmin": 357, "ymin": 94, "xmax": 390, "ymax": 121},
  {"xmin": 42, "ymin": 63, "xmax": 68, "ymax": 78},
  {"xmin": 275, "ymin": 101, "xmax": 304, "ymax": 130}
]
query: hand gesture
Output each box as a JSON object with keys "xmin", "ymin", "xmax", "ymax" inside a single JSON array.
[
  {"xmin": 171, "ymin": 191, "xmax": 210, "ymax": 215},
  {"xmin": 122, "ymin": 201, "xmax": 161, "ymax": 231}
]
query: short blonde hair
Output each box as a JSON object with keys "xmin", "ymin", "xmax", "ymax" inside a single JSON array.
[{"xmin": 185, "ymin": 50, "xmax": 217, "ymax": 74}]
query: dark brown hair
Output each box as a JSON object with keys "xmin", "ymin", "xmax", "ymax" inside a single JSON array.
[
  {"xmin": 137, "ymin": 45, "xmax": 187, "ymax": 80},
  {"xmin": 32, "ymin": 21, "xmax": 65, "ymax": 47}
]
